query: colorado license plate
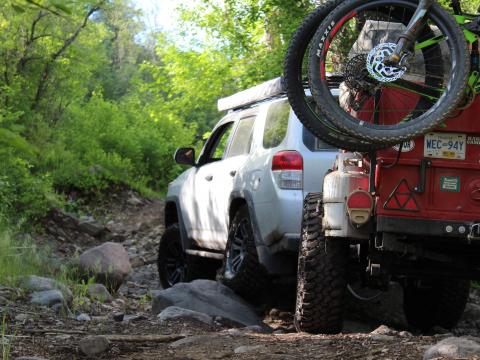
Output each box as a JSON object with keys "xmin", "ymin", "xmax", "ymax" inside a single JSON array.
[{"xmin": 424, "ymin": 132, "xmax": 466, "ymax": 160}]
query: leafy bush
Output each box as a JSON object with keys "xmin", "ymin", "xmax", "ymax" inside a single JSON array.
[
  {"xmin": 41, "ymin": 94, "xmax": 195, "ymax": 194},
  {"xmin": 0, "ymin": 149, "xmax": 54, "ymax": 225}
]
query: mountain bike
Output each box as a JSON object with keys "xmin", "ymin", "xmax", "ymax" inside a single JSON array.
[
  {"xmin": 288, "ymin": 0, "xmax": 478, "ymax": 147},
  {"xmin": 283, "ymin": 0, "xmax": 387, "ymax": 152}
]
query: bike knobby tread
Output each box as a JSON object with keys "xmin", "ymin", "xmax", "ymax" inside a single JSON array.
[
  {"xmin": 307, "ymin": 0, "xmax": 469, "ymax": 145},
  {"xmin": 284, "ymin": 0, "xmax": 386, "ymax": 152}
]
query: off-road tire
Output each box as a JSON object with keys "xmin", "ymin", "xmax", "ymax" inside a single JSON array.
[
  {"xmin": 403, "ymin": 278, "xmax": 470, "ymax": 332},
  {"xmin": 308, "ymin": 0, "xmax": 469, "ymax": 145},
  {"xmin": 218, "ymin": 205, "xmax": 267, "ymax": 301},
  {"xmin": 157, "ymin": 224, "xmax": 187, "ymax": 289},
  {"xmin": 295, "ymin": 193, "xmax": 349, "ymax": 334},
  {"xmin": 284, "ymin": 0, "xmax": 384, "ymax": 152}
]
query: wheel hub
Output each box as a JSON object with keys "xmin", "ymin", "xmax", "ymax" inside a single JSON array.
[
  {"xmin": 366, "ymin": 43, "xmax": 406, "ymax": 82},
  {"xmin": 344, "ymin": 54, "xmax": 373, "ymax": 92}
]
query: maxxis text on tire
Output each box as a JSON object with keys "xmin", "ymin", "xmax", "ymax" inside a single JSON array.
[
  {"xmin": 284, "ymin": 0, "xmax": 384, "ymax": 152},
  {"xmin": 308, "ymin": 0, "xmax": 469, "ymax": 145}
]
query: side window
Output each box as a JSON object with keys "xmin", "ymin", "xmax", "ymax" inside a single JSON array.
[
  {"xmin": 204, "ymin": 122, "xmax": 234, "ymax": 163},
  {"xmin": 226, "ymin": 116, "xmax": 256, "ymax": 158},
  {"xmin": 263, "ymin": 100, "xmax": 290, "ymax": 149}
]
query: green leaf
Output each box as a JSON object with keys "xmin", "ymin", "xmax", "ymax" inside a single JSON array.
[
  {"xmin": 50, "ymin": 1, "xmax": 72, "ymax": 14},
  {"xmin": 11, "ymin": 4, "xmax": 26, "ymax": 13}
]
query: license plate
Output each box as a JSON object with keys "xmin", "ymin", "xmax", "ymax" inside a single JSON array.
[{"xmin": 424, "ymin": 132, "xmax": 466, "ymax": 160}]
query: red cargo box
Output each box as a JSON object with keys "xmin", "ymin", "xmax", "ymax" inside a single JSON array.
[{"xmin": 374, "ymin": 96, "xmax": 480, "ymax": 237}]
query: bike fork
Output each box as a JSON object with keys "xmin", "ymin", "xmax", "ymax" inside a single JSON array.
[{"xmin": 387, "ymin": 0, "xmax": 434, "ymax": 65}]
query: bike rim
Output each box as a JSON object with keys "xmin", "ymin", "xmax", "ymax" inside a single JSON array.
[{"xmin": 311, "ymin": 0, "xmax": 455, "ymax": 130}]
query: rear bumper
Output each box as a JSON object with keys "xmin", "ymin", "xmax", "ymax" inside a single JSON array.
[{"xmin": 377, "ymin": 216, "xmax": 475, "ymax": 239}]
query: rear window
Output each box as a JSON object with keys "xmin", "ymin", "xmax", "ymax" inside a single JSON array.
[
  {"xmin": 303, "ymin": 127, "xmax": 336, "ymax": 151},
  {"xmin": 263, "ymin": 100, "xmax": 290, "ymax": 149}
]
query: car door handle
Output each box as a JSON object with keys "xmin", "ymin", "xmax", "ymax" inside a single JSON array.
[
  {"xmin": 205, "ymin": 175, "xmax": 213, "ymax": 181},
  {"xmin": 229, "ymin": 170, "xmax": 237, "ymax": 177}
]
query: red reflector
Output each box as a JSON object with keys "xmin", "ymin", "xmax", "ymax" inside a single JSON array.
[
  {"xmin": 272, "ymin": 151, "xmax": 303, "ymax": 171},
  {"xmin": 347, "ymin": 191, "xmax": 373, "ymax": 209}
]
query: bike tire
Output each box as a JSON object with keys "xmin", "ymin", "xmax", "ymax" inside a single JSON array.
[
  {"xmin": 284, "ymin": 0, "xmax": 385, "ymax": 152},
  {"xmin": 308, "ymin": 0, "xmax": 469, "ymax": 145}
]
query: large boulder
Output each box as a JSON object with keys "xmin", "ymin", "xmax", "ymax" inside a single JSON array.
[
  {"xmin": 151, "ymin": 280, "xmax": 262, "ymax": 327},
  {"xmin": 78, "ymin": 242, "xmax": 131, "ymax": 291},
  {"xmin": 424, "ymin": 337, "xmax": 480, "ymax": 360}
]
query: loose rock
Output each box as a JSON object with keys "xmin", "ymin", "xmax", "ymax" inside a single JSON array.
[
  {"xmin": 87, "ymin": 283, "xmax": 113, "ymax": 303},
  {"xmin": 79, "ymin": 335, "xmax": 110, "ymax": 356},
  {"xmin": 462, "ymin": 303, "xmax": 480, "ymax": 322},
  {"xmin": 371, "ymin": 325, "xmax": 398, "ymax": 336},
  {"xmin": 234, "ymin": 345, "xmax": 264, "ymax": 354},
  {"xmin": 158, "ymin": 306, "xmax": 213, "ymax": 325},
  {"xmin": 21, "ymin": 276, "xmax": 72, "ymax": 304},
  {"xmin": 78, "ymin": 219, "xmax": 108, "ymax": 237},
  {"xmin": 151, "ymin": 280, "xmax": 261, "ymax": 326},
  {"xmin": 169, "ymin": 335, "xmax": 213, "ymax": 349},
  {"xmin": 424, "ymin": 337, "xmax": 480, "ymax": 359},
  {"xmin": 76, "ymin": 313, "xmax": 91, "ymax": 322},
  {"xmin": 78, "ymin": 242, "xmax": 132, "ymax": 291},
  {"xmin": 16, "ymin": 357, "xmax": 49, "ymax": 360},
  {"xmin": 30, "ymin": 290, "xmax": 64, "ymax": 307},
  {"xmin": 369, "ymin": 334, "xmax": 396, "ymax": 342}
]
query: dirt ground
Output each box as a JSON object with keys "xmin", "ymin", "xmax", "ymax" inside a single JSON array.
[{"xmin": 1, "ymin": 190, "xmax": 474, "ymax": 359}]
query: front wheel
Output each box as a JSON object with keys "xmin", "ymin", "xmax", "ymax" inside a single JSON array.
[
  {"xmin": 157, "ymin": 224, "xmax": 187, "ymax": 288},
  {"xmin": 308, "ymin": 0, "xmax": 469, "ymax": 145}
]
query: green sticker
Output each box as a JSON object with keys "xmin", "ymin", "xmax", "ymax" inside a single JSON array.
[{"xmin": 440, "ymin": 176, "xmax": 460, "ymax": 192}]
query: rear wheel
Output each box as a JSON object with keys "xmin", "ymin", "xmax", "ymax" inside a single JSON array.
[
  {"xmin": 308, "ymin": 0, "xmax": 468, "ymax": 144},
  {"xmin": 295, "ymin": 193, "xmax": 349, "ymax": 334},
  {"xmin": 403, "ymin": 278, "xmax": 470, "ymax": 332},
  {"xmin": 219, "ymin": 205, "xmax": 267, "ymax": 300}
]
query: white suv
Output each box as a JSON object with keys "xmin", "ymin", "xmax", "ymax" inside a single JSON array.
[{"xmin": 157, "ymin": 78, "xmax": 338, "ymax": 298}]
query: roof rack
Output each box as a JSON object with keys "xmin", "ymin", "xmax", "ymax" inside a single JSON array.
[
  {"xmin": 217, "ymin": 77, "xmax": 285, "ymax": 112},
  {"xmin": 217, "ymin": 73, "xmax": 343, "ymax": 112}
]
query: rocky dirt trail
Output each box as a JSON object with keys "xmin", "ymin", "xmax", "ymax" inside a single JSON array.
[{"xmin": 3, "ymin": 190, "xmax": 480, "ymax": 359}]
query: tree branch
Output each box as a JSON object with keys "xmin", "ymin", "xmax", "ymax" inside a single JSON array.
[
  {"xmin": 31, "ymin": 5, "xmax": 102, "ymax": 110},
  {"xmin": 16, "ymin": 11, "xmax": 49, "ymax": 73}
]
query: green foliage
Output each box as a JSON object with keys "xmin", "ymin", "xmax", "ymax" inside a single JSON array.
[
  {"xmin": 0, "ymin": 150, "xmax": 54, "ymax": 224},
  {"xmin": 42, "ymin": 94, "xmax": 194, "ymax": 192},
  {"xmin": 0, "ymin": 226, "xmax": 53, "ymax": 285},
  {"xmin": 1, "ymin": 313, "xmax": 13, "ymax": 360}
]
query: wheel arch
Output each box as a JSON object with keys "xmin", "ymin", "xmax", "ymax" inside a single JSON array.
[{"xmin": 164, "ymin": 196, "xmax": 190, "ymax": 251}]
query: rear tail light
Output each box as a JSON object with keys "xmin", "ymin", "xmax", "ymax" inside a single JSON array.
[
  {"xmin": 272, "ymin": 151, "xmax": 303, "ymax": 189},
  {"xmin": 346, "ymin": 190, "xmax": 373, "ymax": 227}
]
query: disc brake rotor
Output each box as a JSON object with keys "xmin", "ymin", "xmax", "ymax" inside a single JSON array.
[{"xmin": 366, "ymin": 43, "xmax": 407, "ymax": 82}]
